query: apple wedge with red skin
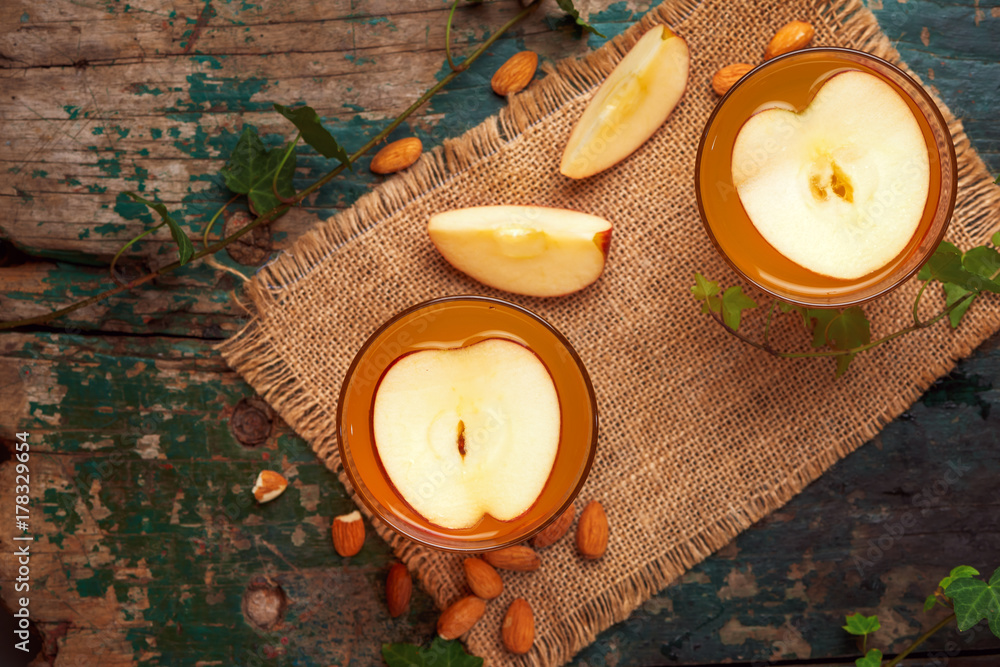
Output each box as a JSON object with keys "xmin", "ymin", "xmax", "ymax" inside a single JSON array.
[
  {"xmin": 561, "ymin": 24, "xmax": 690, "ymax": 179},
  {"xmin": 428, "ymin": 205, "xmax": 613, "ymax": 297}
]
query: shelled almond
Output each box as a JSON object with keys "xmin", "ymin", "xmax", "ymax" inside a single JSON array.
[
  {"xmin": 491, "ymin": 51, "xmax": 538, "ymax": 96},
  {"xmin": 483, "ymin": 545, "xmax": 541, "ymax": 571},
  {"xmin": 463, "ymin": 558, "xmax": 503, "ymax": 600},
  {"xmin": 501, "ymin": 598, "xmax": 534, "ymax": 654},
  {"xmin": 370, "ymin": 137, "xmax": 423, "ymax": 174},
  {"xmin": 711, "ymin": 63, "xmax": 754, "ymax": 96},
  {"xmin": 437, "ymin": 596, "xmax": 487, "ymax": 640},
  {"xmin": 576, "ymin": 501, "xmax": 609, "ymax": 559},
  {"xmin": 764, "ymin": 20, "xmax": 815, "ymax": 60},
  {"xmin": 531, "ymin": 504, "xmax": 575, "ymax": 548},
  {"xmin": 386, "ymin": 563, "xmax": 412, "ymax": 618},
  {"xmin": 331, "ymin": 511, "xmax": 365, "ymax": 557}
]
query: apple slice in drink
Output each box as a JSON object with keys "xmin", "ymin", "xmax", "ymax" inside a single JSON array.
[
  {"xmin": 560, "ymin": 24, "xmax": 690, "ymax": 179},
  {"xmin": 731, "ymin": 70, "xmax": 930, "ymax": 280},
  {"xmin": 372, "ymin": 338, "xmax": 560, "ymax": 530},
  {"xmin": 428, "ymin": 205, "xmax": 612, "ymax": 297}
]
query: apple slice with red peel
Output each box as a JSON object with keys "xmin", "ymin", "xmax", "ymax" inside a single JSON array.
[
  {"xmin": 428, "ymin": 205, "xmax": 612, "ymax": 297},
  {"xmin": 560, "ymin": 24, "xmax": 690, "ymax": 179}
]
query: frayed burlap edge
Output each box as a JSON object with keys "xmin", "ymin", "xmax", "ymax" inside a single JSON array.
[{"xmin": 219, "ymin": 0, "xmax": 1000, "ymax": 664}]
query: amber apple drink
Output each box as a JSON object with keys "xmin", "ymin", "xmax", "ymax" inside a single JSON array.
[
  {"xmin": 337, "ymin": 296, "xmax": 598, "ymax": 551},
  {"xmin": 697, "ymin": 48, "xmax": 956, "ymax": 307}
]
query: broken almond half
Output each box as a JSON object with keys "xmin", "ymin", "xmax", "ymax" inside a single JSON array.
[{"xmin": 252, "ymin": 470, "xmax": 288, "ymax": 503}]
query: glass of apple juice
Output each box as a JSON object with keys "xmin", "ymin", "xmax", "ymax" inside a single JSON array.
[
  {"xmin": 337, "ymin": 295, "xmax": 599, "ymax": 552},
  {"xmin": 696, "ymin": 47, "xmax": 957, "ymax": 307}
]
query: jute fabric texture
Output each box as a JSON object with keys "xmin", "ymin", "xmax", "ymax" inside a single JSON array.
[{"xmin": 220, "ymin": 0, "xmax": 1000, "ymax": 664}]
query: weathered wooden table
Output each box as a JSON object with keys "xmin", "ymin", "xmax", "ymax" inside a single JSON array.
[{"xmin": 2, "ymin": 1, "xmax": 999, "ymax": 665}]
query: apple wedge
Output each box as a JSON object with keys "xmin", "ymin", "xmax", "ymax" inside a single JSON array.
[
  {"xmin": 373, "ymin": 338, "xmax": 560, "ymax": 529},
  {"xmin": 428, "ymin": 205, "xmax": 612, "ymax": 297},
  {"xmin": 560, "ymin": 24, "xmax": 690, "ymax": 179},
  {"xmin": 731, "ymin": 71, "xmax": 930, "ymax": 280}
]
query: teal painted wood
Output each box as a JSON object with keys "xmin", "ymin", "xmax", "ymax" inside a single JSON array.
[{"xmin": 2, "ymin": 1, "xmax": 1000, "ymax": 666}]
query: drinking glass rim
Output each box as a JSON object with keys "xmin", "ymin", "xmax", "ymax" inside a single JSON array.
[
  {"xmin": 694, "ymin": 46, "xmax": 958, "ymax": 309},
  {"xmin": 336, "ymin": 294, "xmax": 600, "ymax": 552}
]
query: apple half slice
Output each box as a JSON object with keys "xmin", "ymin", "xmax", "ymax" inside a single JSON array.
[
  {"xmin": 428, "ymin": 205, "xmax": 612, "ymax": 297},
  {"xmin": 731, "ymin": 70, "xmax": 930, "ymax": 280},
  {"xmin": 560, "ymin": 24, "xmax": 690, "ymax": 179},
  {"xmin": 373, "ymin": 338, "xmax": 560, "ymax": 530}
]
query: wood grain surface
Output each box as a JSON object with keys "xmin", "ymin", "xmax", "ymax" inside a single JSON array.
[{"xmin": 1, "ymin": 1, "xmax": 999, "ymax": 665}]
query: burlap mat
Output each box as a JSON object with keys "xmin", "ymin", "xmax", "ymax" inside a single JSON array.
[{"xmin": 220, "ymin": 0, "xmax": 1000, "ymax": 664}]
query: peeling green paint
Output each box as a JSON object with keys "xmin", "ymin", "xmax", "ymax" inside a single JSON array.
[
  {"xmin": 64, "ymin": 105, "xmax": 81, "ymax": 120},
  {"xmin": 151, "ymin": 128, "xmax": 164, "ymax": 139},
  {"xmin": 191, "ymin": 54, "xmax": 225, "ymax": 70}
]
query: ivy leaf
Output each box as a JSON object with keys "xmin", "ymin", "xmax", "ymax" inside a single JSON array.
[
  {"xmin": 702, "ymin": 295, "xmax": 722, "ymax": 315},
  {"xmin": 917, "ymin": 263, "xmax": 932, "ymax": 281},
  {"xmin": 804, "ymin": 309, "xmax": 840, "ymax": 348},
  {"xmin": 721, "ymin": 285, "xmax": 756, "ymax": 331},
  {"xmin": 943, "ymin": 282, "xmax": 976, "ymax": 328},
  {"xmin": 923, "ymin": 241, "xmax": 990, "ymax": 293},
  {"xmin": 938, "ymin": 564, "xmax": 980, "ymax": 593},
  {"xmin": 945, "ymin": 567, "xmax": 1000, "ymax": 635},
  {"xmin": 827, "ymin": 306, "xmax": 871, "ymax": 351},
  {"xmin": 220, "ymin": 127, "xmax": 296, "ymax": 216},
  {"xmin": 992, "ymin": 230, "xmax": 1000, "ymax": 246},
  {"xmin": 843, "ymin": 613, "xmax": 881, "ymax": 636},
  {"xmin": 123, "ymin": 192, "xmax": 194, "ymax": 265},
  {"xmin": 962, "ymin": 246, "xmax": 1000, "ymax": 290},
  {"xmin": 835, "ymin": 353, "xmax": 856, "ymax": 378},
  {"xmin": 555, "ymin": 0, "xmax": 606, "ymax": 37},
  {"xmin": 273, "ymin": 103, "xmax": 353, "ymax": 170},
  {"xmin": 855, "ymin": 648, "xmax": 883, "ymax": 667},
  {"xmin": 924, "ymin": 594, "xmax": 939, "ymax": 611},
  {"xmin": 690, "ymin": 273, "xmax": 720, "ymax": 300},
  {"xmin": 382, "ymin": 638, "xmax": 483, "ymax": 667}
]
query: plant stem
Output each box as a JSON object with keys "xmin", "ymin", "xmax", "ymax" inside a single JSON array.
[
  {"xmin": 202, "ymin": 194, "xmax": 240, "ymax": 249},
  {"xmin": 912, "ymin": 281, "xmax": 929, "ymax": 326},
  {"xmin": 272, "ymin": 133, "xmax": 301, "ymax": 204},
  {"xmin": 0, "ymin": 0, "xmax": 541, "ymax": 333},
  {"xmin": 884, "ymin": 613, "xmax": 955, "ymax": 667},
  {"xmin": 445, "ymin": 0, "xmax": 465, "ymax": 72},
  {"xmin": 701, "ymin": 290, "xmax": 976, "ymax": 360},
  {"xmin": 109, "ymin": 222, "xmax": 165, "ymax": 287}
]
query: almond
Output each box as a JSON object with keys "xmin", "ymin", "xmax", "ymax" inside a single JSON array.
[
  {"xmin": 711, "ymin": 63, "xmax": 754, "ymax": 96},
  {"xmin": 531, "ymin": 504, "xmax": 575, "ymax": 549},
  {"xmin": 764, "ymin": 21, "xmax": 815, "ymax": 60},
  {"xmin": 491, "ymin": 51, "xmax": 538, "ymax": 96},
  {"xmin": 385, "ymin": 563, "xmax": 412, "ymax": 618},
  {"xmin": 331, "ymin": 510, "xmax": 365, "ymax": 557},
  {"xmin": 483, "ymin": 545, "xmax": 540, "ymax": 572},
  {"xmin": 370, "ymin": 137, "xmax": 422, "ymax": 175},
  {"xmin": 576, "ymin": 500, "xmax": 609, "ymax": 560},
  {"xmin": 251, "ymin": 470, "xmax": 288, "ymax": 503},
  {"xmin": 501, "ymin": 598, "xmax": 534, "ymax": 655},
  {"xmin": 463, "ymin": 558, "xmax": 503, "ymax": 600},
  {"xmin": 437, "ymin": 595, "xmax": 486, "ymax": 640}
]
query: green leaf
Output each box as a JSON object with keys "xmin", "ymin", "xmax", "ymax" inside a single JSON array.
[
  {"xmin": 701, "ymin": 294, "xmax": 722, "ymax": 314},
  {"xmin": 827, "ymin": 306, "xmax": 871, "ymax": 351},
  {"xmin": 843, "ymin": 613, "xmax": 881, "ymax": 636},
  {"xmin": 995, "ymin": 173, "xmax": 1000, "ymax": 185},
  {"xmin": 962, "ymin": 246, "xmax": 1000, "ymax": 287},
  {"xmin": 721, "ymin": 285, "xmax": 756, "ymax": 330},
  {"xmin": 945, "ymin": 567, "xmax": 1000, "ymax": 635},
  {"xmin": 691, "ymin": 273, "xmax": 720, "ymax": 300},
  {"xmin": 220, "ymin": 127, "xmax": 296, "ymax": 216},
  {"xmin": 123, "ymin": 192, "xmax": 194, "ymax": 265},
  {"xmin": 835, "ymin": 352, "xmax": 856, "ymax": 378},
  {"xmin": 951, "ymin": 565, "xmax": 982, "ymax": 580},
  {"xmin": 382, "ymin": 642, "xmax": 426, "ymax": 667},
  {"xmin": 992, "ymin": 230, "xmax": 1000, "ymax": 246},
  {"xmin": 273, "ymin": 103, "xmax": 353, "ymax": 169},
  {"xmin": 554, "ymin": 0, "xmax": 606, "ymax": 37},
  {"xmin": 917, "ymin": 263, "xmax": 932, "ymax": 281},
  {"xmin": 382, "ymin": 638, "xmax": 483, "ymax": 667},
  {"xmin": 924, "ymin": 594, "xmax": 939, "ymax": 611},
  {"xmin": 855, "ymin": 648, "xmax": 883, "ymax": 667},
  {"xmin": 943, "ymin": 282, "xmax": 976, "ymax": 328},
  {"xmin": 804, "ymin": 308, "xmax": 840, "ymax": 348},
  {"xmin": 923, "ymin": 241, "xmax": 998, "ymax": 293}
]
